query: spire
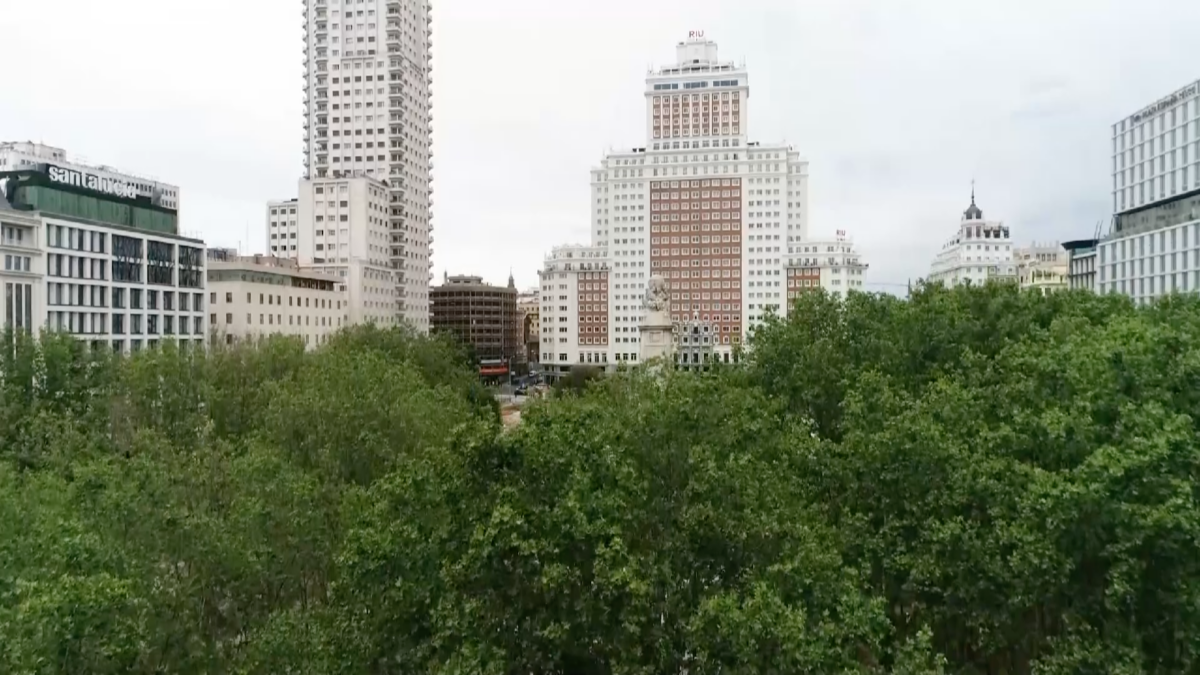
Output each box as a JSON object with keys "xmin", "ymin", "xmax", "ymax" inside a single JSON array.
[
  {"xmin": 963, "ymin": 181, "xmax": 984, "ymax": 221},
  {"xmin": 507, "ymin": 269, "xmax": 515, "ymax": 289}
]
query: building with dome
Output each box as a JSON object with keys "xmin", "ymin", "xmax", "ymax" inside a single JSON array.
[{"xmin": 928, "ymin": 188, "xmax": 1016, "ymax": 287}]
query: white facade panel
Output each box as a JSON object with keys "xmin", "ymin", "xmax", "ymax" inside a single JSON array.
[
  {"xmin": 41, "ymin": 217, "xmax": 208, "ymax": 352},
  {"xmin": 207, "ymin": 257, "xmax": 346, "ymax": 349},
  {"xmin": 1, "ymin": 209, "xmax": 45, "ymax": 338},
  {"xmin": 1098, "ymin": 216, "xmax": 1200, "ymax": 304},
  {"xmin": 1111, "ymin": 80, "xmax": 1200, "ymax": 215}
]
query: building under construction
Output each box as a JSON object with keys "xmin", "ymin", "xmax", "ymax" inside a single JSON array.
[{"xmin": 430, "ymin": 273, "xmax": 522, "ymax": 377}]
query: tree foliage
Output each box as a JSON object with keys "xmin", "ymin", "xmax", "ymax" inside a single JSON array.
[{"xmin": 4, "ymin": 283, "xmax": 1200, "ymax": 673}]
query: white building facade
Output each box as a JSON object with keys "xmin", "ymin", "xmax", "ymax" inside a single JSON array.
[
  {"xmin": 0, "ymin": 142, "xmax": 180, "ymax": 211},
  {"xmin": 1097, "ymin": 197, "xmax": 1200, "ymax": 304},
  {"xmin": 42, "ymin": 217, "xmax": 207, "ymax": 351},
  {"xmin": 929, "ymin": 193, "xmax": 1015, "ymax": 287},
  {"xmin": 295, "ymin": 176, "xmax": 397, "ymax": 326},
  {"xmin": 541, "ymin": 35, "xmax": 844, "ymax": 374},
  {"xmin": 301, "ymin": 0, "xmax": 434, "ymax": 330},
  {"xmin": 538, "ymin": 244, "xmax": 610, "ymax": 367},
  {"xmin": 206, "ymin": 253, "xmax": 345, "ymax": 349},
  {"xmin": 2, "ymin": 163, "xmax": 206, "ymax": 352},
  {"xmin": 786, "ymin": 232, "xmax": 868, "ymax": 302},
  {"xmin": 267, "ymin": 199, "xmax": 299, "ymax": 256},
  {"xmin": 1098, "ymin": 80, "xmax": 1200, "ymax": 305},
  {"xmin": 1111, "ymin": 80, "xmax": 1199, "ymax": 216},
  {"xmin": 1, "ymin": 206, "xmax": 43, "ymax": 337}
]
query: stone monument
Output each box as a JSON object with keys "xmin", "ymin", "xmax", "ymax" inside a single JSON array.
[{"xmin": 639, "ymin": 274, "xmax": 675, "ymax": 363}]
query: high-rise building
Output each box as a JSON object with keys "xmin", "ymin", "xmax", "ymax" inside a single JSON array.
[
  {"xmin": 1110, "ymin": 80, "xmax": 1199, "ymax": 216},
  {"xmin": 1097, "ymin": 79, "xmax": 1200, "ymax": 305},
  {"xmin": 541, "ymin": 34, "xmax": 840, "ymax": 375},
  {"xmin": 301, "ymin": 0, "xmax": 434, "ymax": 330},
  {"xmin": 928, "ymin": 191, "xmax": 1015, "ymax": 287}
]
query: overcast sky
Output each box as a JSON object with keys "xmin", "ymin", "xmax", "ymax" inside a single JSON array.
[{"xmin": 3, "ymin": 0, "xmax": 1198, "ymax": 292}]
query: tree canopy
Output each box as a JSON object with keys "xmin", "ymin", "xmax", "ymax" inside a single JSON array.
[{"xmin": 3, "ymin": 283, "xmax": 1200, "ymax": 673}]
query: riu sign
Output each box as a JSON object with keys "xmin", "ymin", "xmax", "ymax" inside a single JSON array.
[{"xmin": 688, "ymin": 30, "xmax": 705, "ymax": 39}]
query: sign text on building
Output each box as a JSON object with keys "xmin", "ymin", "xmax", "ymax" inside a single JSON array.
[
  {"xmin": 46, "ymin": 165, "xmax": 138, "ymax": 200},
  {"xmin": 687, "ymin": 30, "xmax": 705, "ymax": 39},
  {"xmin": 1130, "ymin": 82, "xmax": 1199, "ymax": 124}
]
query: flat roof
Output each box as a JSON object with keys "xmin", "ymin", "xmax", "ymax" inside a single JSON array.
[
  {"xmin": 207, "ymin": 259, "xmax": 342, "ymax": 284},
  {"xmin": 39, "ymin": 211, "xmax": 204, "ymax": 245}
]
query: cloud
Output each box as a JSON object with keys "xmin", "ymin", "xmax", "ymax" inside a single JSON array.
[{"xmin": 2, "ymin": 0, "xmax": 1198, "ymax": 293}]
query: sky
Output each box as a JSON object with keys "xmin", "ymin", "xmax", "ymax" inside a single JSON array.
[{"xmin": 3, "ymin": 0, "xmax": 1199, "ymax": 293}]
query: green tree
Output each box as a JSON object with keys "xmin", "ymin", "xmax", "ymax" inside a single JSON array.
[{"xmin": 8, "ymin": 285, "xmax": 1200, "ymax": 673}]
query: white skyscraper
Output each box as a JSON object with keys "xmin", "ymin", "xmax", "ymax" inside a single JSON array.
[
  {"xmin": 301, "ymin": 0, "xmax": 434, "ymax": 331},
  {"xmin": 1096, "ymin": 79, "xmax": 1200, "ymax": 305},
  {"xmin": 1111, "ymin": 80, "xmax": 1198, "ymax": 216},
  {"xmin": 539, "ymin": 34, "xmax": 865, "ymax": 376},
  {"xmin": 587, "ymin": 35, "xmax": 813, "ymax": 363}
]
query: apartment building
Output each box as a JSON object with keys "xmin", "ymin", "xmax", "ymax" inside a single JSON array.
[
  {"xmin": 539, "ymin": 244, "xmax": 610, "ymax": 369},
  {"xmin": 206, "ymin": 250, "xmax": 345, "ymax": 349},
  {"xmin": 266, "ymin": 198, "xmax": 299, "ymax": 256},
  {"xmin": 302, "ymin": 0, "xmax": 434, "ymax": 330},
  {"xmin": 288, "ymin": 176, "xmax": 397, "ymax": 326}
]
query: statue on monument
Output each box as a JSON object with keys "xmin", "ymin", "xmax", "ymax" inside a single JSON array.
[
  {"xmin": 639, "ymin": 274, "xmax": 674, "ymax": 364},
  {"xmin": 645, "ymin": 274, "xmax": 670, "ymax": 313}
]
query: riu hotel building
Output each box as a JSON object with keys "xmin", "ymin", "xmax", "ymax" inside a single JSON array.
[{"xmin": 540, "ymin": 34, "xmax": 864, "ymax": 369}]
